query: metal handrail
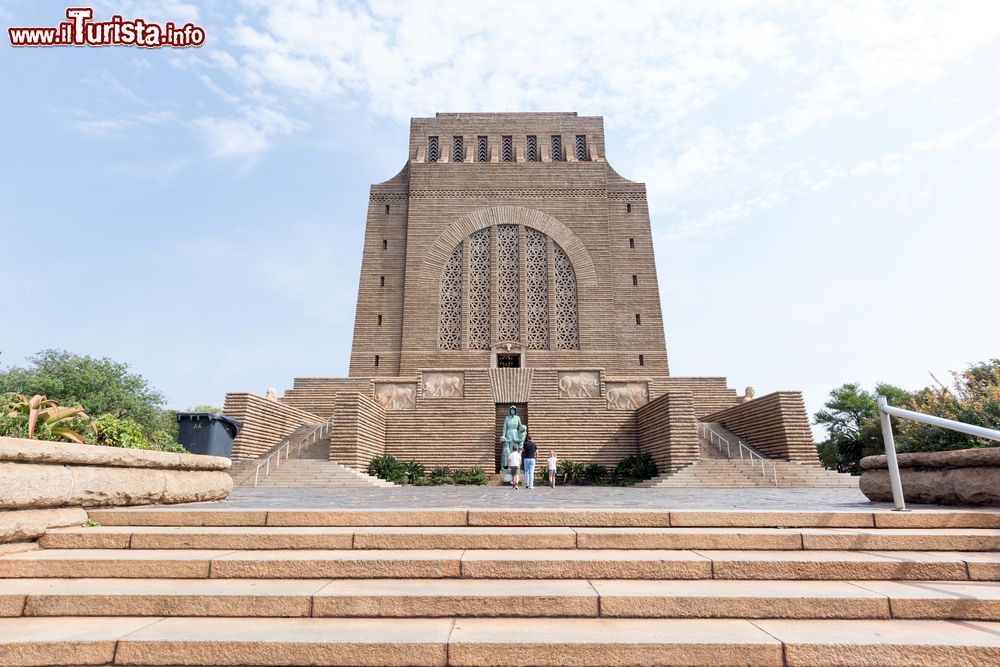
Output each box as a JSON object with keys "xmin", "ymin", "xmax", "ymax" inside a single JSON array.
[
  {"xmin": 253, "ymin": 420, "xmax": 333, "ymax": 487},
  {"xmin": 877, "ymin": 396, "xmax": 1000, "ymax": 511},
  {"xmin": 698, "ymin": 422, "xmax": 778, "ymax": 485}
]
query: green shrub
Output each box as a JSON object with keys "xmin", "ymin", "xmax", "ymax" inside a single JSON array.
[
  {"xmin": 403, "ymin": 459, "xmax": 425, "ymax": 482},
  {"xmin": 430, "ymin": 466, "xmax": 455, "ymax": 485},
  {"xmin": 153, "ymin": 439, "xmax": 187, "ymax": 454},
  {"xmin": 1, "ymin": 393, "xmax": 89, "ymax": 443},
  {"xmin": 368, "ymin": 455, "xmax": 406, "ymax": 483},
  {"xmin": 898, "ymin": 360, "xmax": 1000, "ymax": 452},
  {"xmin": 557, "ymin": 459, "xmax": 586, "ymax": 484},
  {"xmin": 147, "ymin": 429, "xmax": 187, "ymax": 454},
  {"xmin": 583, "ymin": 463, "xmax": 608, "ymax": 483},
  {"xmin": 453, "ymin": 466, "xmax": 488, "ymax": 485},
  {"xmin": 0, "ymin": 413, "xmax": 30, "ymax": 440},
  {"xmin": 412, "ymin": 477, "xmax": 434, "ymax": 486},
  {"xmin": 90, "ymin": 414, "xmax": 150, "ymax": 449},
  {"xmin": 613, "ymin": 453, "xmax": 658, "ymax": 485}
]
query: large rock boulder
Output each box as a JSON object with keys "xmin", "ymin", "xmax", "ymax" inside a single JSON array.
[
  {"xmin": 859, "ymin": 447, "xmax": 1000, "ymax": 506},
  {"xmin": 0, "ymin": 437, "xmax": 233, "ymax": 513}
]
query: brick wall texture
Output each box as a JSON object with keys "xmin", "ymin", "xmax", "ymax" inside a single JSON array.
[
  {"xmin": 348, "ymin": 112, "xmax": 669, "ymax": 378},
  {"xmin": 328, "ymin": 393, "xmax": 386, "ymax": 469},
  {"xmin": 636, "ymin": 390, "xmax": 699, "ymax": 473},
  {"xmin": 702, "ymin": 392, "xmax": 819, "ymax": 463},
  {"xmin": 223, "ymin": 393, "xmax": 321, "ymax": 460}
]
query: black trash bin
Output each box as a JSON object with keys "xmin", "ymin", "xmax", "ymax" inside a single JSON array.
[{"xmin": 176, "ymin": 413, "xmax": 243, "ymax": 458}]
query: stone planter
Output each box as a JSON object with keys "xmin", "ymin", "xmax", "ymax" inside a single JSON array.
[
  {"xmin": 0, "ymin": 436, "xmax": 232, "ymax": 543},
  {"xmin": 859, "ymin": 447, "xmax": 1000, "ymax": 506}
]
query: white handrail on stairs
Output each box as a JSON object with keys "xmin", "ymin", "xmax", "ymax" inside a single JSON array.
[
  {"xmin": 877, "ymin": 396, "xmax": 1000, "ymax": 511},
  {"xmin": 698, "ymin": 422, "xmax": 778, "ymax": 486},
  {"xmin": 253, "ymin": 420, "xmax": 333, "ymax": 487}
]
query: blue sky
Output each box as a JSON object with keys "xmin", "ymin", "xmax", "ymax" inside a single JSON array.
[{"xmin": 2, "ymin": 1, "xmax": 998, "ymax": 435}]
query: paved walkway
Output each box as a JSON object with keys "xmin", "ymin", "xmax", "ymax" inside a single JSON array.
[{"xmin": 179, "ymin": 485, "xmax": 927, "ymax": 511}]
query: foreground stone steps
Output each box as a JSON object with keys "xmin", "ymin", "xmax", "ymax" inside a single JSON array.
[
  {"xmin": 3, "ymin": 507, "xmax": 1000, "ymax": 665},
  {"xmin": 4, "ymin": 548, "xmax": 1000, "ymax": 580},
  {"xmin": 3, "ymin": 577, "xmax": 1000, "ymax": 620},
  {"xmin": 2, "ymin": 616, "xmax": 1000, "ymax": 665},
  {"xmin": 37, "ymin": 526, "xmax": 1000, "ymax": 551},
  {"xmin": 82, "ymin": 507, "xmax": 1000, "ymax": 528}
]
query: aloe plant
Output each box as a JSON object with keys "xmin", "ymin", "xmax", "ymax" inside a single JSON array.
[{"xmin": 3, "ymin": 393, "xmax": 89, "ymax": 443}]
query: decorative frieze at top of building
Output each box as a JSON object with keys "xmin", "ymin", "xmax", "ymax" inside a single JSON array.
[
  {"xmin": 368, "ymin": 191, "xmax": 408, "ymax": 202},
  {"xmin": 607, "ymin": 192, "xmax": 648, "ymax": 201},
  {"xmin": 370, "ymin": 188, "xmax": 645, "ymax": 202}
]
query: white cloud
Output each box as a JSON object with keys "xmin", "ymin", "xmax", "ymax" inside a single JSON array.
[
  {"xmin": 780, "ymin": 2, "xmax": 1000, "ymax": 133},
  {"xmin": 193, "ymin": 107, "xmax": 305, "ymax": 159},
  {"xmin": 67, "ymin": 108, "xmax": 176, "ymax": 137},
  {"xmin": 53, "ymin": 1, "xmax": 1000, "ymax": 216},
  {"xmin": 93, "ymin": 0, "xmax": 200, "ymax": 22},
  {"xmin": 850, "ymin": 160, "xmax": 878, "ymax": 177},
  {"xmin": 913, "ymin": 125, "xmax": 975, "ymax": 152}
]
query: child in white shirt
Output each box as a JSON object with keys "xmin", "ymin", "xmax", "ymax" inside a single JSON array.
[
  {"xmin": 547, "ymin": 452, "xmax": 558, "ymax": 488},
  {"xmin": 508, "ymin": 447, "xmax": 522, "ymax": 489}
]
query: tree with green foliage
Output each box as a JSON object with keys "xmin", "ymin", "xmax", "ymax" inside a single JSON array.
[
  {"xmin": 814, "ymin": 382, "xmax": 911, "ymax": 474},
  {"xmin": 0, "ymin": 349, "xmax": 193, "ymax": 453},
  {"xmin": 816, "ymin": 360, "xmax": 1000, "ymax": 472},
  {"xmin": 0, "ymin": 350, "xmax": 166, "ymax": 435},
  {"xmin": 899, "ymin": 360, "xmax": 1000, "ymax": 451}
]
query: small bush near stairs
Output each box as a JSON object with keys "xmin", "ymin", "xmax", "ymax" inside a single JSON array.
[{"xmin": 367, "ymin": 455, "xmax": 488, "ymax": 485}]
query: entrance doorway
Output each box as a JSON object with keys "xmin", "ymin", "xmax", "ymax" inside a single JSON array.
[{"xmin": 495, "ymin": 402, "xmax": 528, "ymax": 473}]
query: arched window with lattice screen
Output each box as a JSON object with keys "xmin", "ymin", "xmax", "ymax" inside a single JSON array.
[
  {"xmin": 525, "ymin": 228, "xmax": 549, "ymax": 349},
  {"xmin": 553, "ymin": 243, "xmax": 579, "ymax": 349},
  {"xmin": 468, "ymin": 229, "xmax": 491, "ymax": 349},
  {"xmin": 438, "ymin": 224, "xmax": 580, "ymax": 352},
  {"xmin": 496, "ymin": 225, "xmax": 520, "ymax": 343},
  {"xmin": 438, "ymin": 245, "xmax": 462, "ymax": 349}
]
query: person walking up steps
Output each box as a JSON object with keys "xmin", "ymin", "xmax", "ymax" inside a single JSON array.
[
  {"xmin": 522, "ymin": 434, "xmax": 537, "ymax": 489},
  {"xmin": 508, "ymin": 446, "xmax": 522, "ymax": 489},
  {"xmin": 547, "ymin": 451, "xmax": 558, "ymax": 488}
]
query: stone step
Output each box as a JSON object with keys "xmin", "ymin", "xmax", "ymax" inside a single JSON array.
[
  {"xmin": 6, "ymin": 548, "xmax": 1000, "ymax": 581},
  {"xmin": 4, "ymin": 578, "xmax": 1000, "ymax": 620},
  {"xmin": 38, "ymin": 526, "xmax": 1000, "ymax": 551},
  {"xmin": 84, "ymin": 508, "xmax": 1000, "ymax": 528},
  {"xmin": 239, "ymin": 459, "xmax": 394, "ymax": 488},
  {"xmin": 2, "ymin": 616, "xmax": 1000, "ymax": 665}
]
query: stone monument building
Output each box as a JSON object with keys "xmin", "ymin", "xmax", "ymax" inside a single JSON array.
[{"xmin": 225, "ymin": 113, "xmax": 820, "ymax": 476}]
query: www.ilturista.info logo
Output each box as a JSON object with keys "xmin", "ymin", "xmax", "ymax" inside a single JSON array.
[{"xmin": 8, "ymin": 7, "xmax": 206, "ymax": 48}]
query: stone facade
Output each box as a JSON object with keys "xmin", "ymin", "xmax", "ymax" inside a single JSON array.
[
  {"xmin": 703, "ymin": 392, "xmax": 819, "ymax": 464},
  {"xmin": 226, "ymin": 393, "xmax": 321, "ymax": 460},
  {"xmin": 224, "ymin": 112, "xmax": 815, "ymax": 471}
]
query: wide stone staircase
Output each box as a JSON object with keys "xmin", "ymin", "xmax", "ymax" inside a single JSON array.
[
  {"xmin": 2, "ymin": 506, "xmax": 1000, "ymax": 664},
  {"xmin": 640, "ymin": 423, "xmax": 857, "ymax": 488},
  {"xmin": 229, "ymin": 433, "xmax": 393, "ymax": 489},
  {"xmin": 249, "ymin": 458, "xmax": 396, "ymax": 488}
]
